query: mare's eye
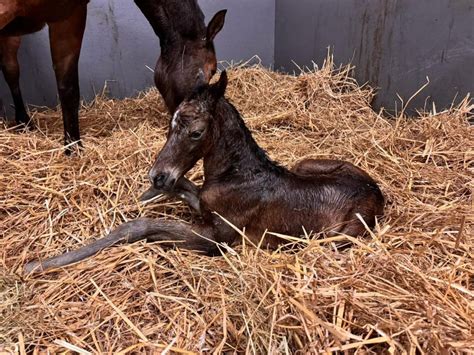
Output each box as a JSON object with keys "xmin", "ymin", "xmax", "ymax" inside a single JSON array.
[{"xmin": 190, "ymin": 130, "xmax": 204, "ymax": 140}]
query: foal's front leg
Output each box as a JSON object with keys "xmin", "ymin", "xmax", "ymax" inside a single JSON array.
[
  {"xmin": 24, "ymin": 218, "xmax": 221, "ymax": 273},
  {"xmin": 48, "ymin": 4, "xmax": 87, "ymax": 154},
  {"xmin": 140, "ymin": 177, "xmax": 201, "ymax": 214}
]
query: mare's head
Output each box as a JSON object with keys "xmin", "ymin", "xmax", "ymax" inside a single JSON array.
[
  {"xmin": 149, "ymin": 70, "xmax": 228, "ymax": 190},
  {"xmin": 153, "ymin": 6, "xmax": 227, "ymax": 113}
]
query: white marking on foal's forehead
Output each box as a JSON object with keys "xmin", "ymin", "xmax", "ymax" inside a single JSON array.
[{"xmin": 171, "ymin": 109, "xmax": 180, "ymax": 129}]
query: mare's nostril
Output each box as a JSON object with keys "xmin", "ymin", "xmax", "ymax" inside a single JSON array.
[{"xmin": 153, "ymin": 173, "xmax": 166, "ymax": 189}]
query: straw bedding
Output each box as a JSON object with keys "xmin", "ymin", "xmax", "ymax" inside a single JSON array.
[{"xmin": 0, "ymin": 61, "xmax": 473, "ymax": 353}]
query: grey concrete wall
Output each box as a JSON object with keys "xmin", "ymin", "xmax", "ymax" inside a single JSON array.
[
  {"xmin": 275, "ymin": 0, "xmax": 474, "ymax": 113},
  {"xmin": 1, "ymin": 0, "xmax": 275, "ymax": 116}
]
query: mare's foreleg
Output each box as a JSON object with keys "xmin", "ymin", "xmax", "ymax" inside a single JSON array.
[
  {"xmin": 25, "ymin": 218, "xmax": 220, "ymax": 274},
  {"xmin": 48, "ymin": 4, "xmax": 86, "ymax": 154},
  {"xmin": 140, "ymin": 177, "xmax": 201, "ymax": 214},
  {"xmin": 0, "ymin": 36, "xmax": 32, "ymax": 128}
]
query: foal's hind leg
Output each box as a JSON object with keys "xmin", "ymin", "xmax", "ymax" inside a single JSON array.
[
  {"xmin": 48, "ymin": 4, "xmax": 87, "ymax": 153},
  {"xmin": 0, "ymin": 36, "xmax": 32, "ymax": 128},
  {"xmin": 291, "ymin": 159, "xmax": 372, "ymax": 180}
]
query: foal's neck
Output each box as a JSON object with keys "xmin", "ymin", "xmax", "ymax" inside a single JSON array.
[{"xmin": 203, "ymin": 99, "xmax": 285, "ymax": 182}]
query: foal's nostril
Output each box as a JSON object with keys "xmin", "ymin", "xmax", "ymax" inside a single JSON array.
[{"xmin": 153, "ymin": 173, "xmax": 166, "ymax": 189}]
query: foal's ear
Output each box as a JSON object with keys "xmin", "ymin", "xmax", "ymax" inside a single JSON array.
[
  {"xmin": 206, "ymin": 9, "xmax": 227, "ymax": 42},
  {"xmin": 196, "ymin": 69, "xmax": 208, "ymax": 88},
  {"xmin": 210, "ymin": 70, "xmax": 228, "ymax": 99}
]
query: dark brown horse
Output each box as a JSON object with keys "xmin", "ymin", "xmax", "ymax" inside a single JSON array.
[
  {"xmin": 25, "ymin": 71, "xmax": 385, "ymax": 273},
  {"xmin": 134, "ymin": 0, "xmax": 226, "ymax": 114},
  {"xmin": 1, "ymin": 0, "xmax": 225, "ymax": 153},
  {"xmin": 0, "ymin": 0, "xmax": 89, "ymax": 152}
]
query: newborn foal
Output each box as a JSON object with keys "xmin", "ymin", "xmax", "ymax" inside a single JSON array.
[{"xmin": 25, "ymin": 71, "xmax": 384, "ymax": 273}]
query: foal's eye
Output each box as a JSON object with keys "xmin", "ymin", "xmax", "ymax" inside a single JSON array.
[{"xmin": 189, "ymin": 130, "xmax": 204, "ymax": 140}]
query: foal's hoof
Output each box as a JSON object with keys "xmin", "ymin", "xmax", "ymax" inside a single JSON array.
[
  {"xmin": 139, "ymin": 186, "xmax": 163, "ymax": 203},
  {"xmin": 24, "ymin": 260, "xmax": 43, "ymax": 275}
]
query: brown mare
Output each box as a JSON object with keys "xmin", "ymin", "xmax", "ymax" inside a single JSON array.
[
  {"xmin": 25, "ymin": 71, "xmax": 385, "ymax": 273},
  {"xmin": 1, "ymin": 0, "xmax": 226, "ymax": 153},
  {"xmin": 0, "ymin": 0, "xmax": 89, "ymax": 152},
  {"xmin": 134, "ymin": 0, "xmax": 226, "ymax": 114}
]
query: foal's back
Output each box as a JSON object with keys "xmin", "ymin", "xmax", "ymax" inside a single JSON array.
[
  {"xmin": 263, "ymin": 167, "xmax": 383, "ymax": 242},
  {"xmin": 203, "ymin": 161, "xmax": 383, "ymax": 247}
]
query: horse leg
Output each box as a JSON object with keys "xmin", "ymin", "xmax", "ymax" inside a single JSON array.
[
  {"xmin": 0, "ymin": 36, "xmax": 32, "ymax": 128},
  {"xmin": 140, "ymin": 177, "xmax": 201, "ymax": 214},
  {"xmin": 24, "ymin": 218, "xmax": 223, "ymax": 274},
  {"xmin": 291, "ymin": 159, "xmax": 372, "ymax": 180},
  {"xmin": 48, "ymin": 4, "xmax": 86, "ymax": 154}
]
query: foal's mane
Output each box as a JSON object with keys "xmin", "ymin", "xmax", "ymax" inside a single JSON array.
[{"xmin": 217, "ymin": 97, "xmax": 288, "ymax": 176}]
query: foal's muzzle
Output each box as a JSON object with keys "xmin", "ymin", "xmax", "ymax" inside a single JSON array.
[{"xmin": 150, "ymin": 172, "xmax": 176, "ymax": 190}]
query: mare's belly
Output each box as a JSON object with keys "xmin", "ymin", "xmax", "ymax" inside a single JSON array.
[
  {"xmin": 0, "ymin": 17, "xmax": 45, "ymax": 36},
  {"xmin": 0, "ymin": 0, "xmax": 88, "ymax": 36},
  {"xmin": 35, "ymin": 0, "xmax": 88, "ymax": 23}
]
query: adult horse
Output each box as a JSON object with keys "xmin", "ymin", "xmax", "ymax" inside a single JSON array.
[
  {"xmin": 134, "ymin": 0, "xmax": 226, "ymax": 114},
  {"xmin": 0, "ymin": 0, "xmax": 88, "ymax": 153},
  {"xmin": 0, "ymin": 0, "xmax": 226, "ymax": 153}
]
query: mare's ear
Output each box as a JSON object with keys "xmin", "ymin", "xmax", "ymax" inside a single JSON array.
[
  {"xmin": 209, "ymin": 70, "xmax": 228, "ymax": 100},
  {"xmin": 206, "ymin": 9, "xmax": 227, "ymax": 42}
]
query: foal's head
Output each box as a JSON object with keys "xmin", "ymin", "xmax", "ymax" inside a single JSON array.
[
  {"xmin": 149, "ymin": 71, "xmax": 228, "ymax": 190},
  {"xmin": 154, "ymin": 8, "xmax": 227, "ymax": 113}
]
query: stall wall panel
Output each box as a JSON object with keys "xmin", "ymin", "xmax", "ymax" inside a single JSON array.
[{"xmin": 275, "ymin": 0, "xmax": 474, "ymax": 112}]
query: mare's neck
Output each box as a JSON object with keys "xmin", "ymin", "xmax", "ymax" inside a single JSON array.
[
  {"xmin": 203, "ymin": 99, "xmax": 285, "ymax": 183},
  {"xmin": 136, "ymin": 0, "xmax": 206, "ymax": 48}
]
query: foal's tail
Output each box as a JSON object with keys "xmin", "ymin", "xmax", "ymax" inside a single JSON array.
[{"xmin": 24, "ymin": 218, "xmax": 214, "ymax": 274}]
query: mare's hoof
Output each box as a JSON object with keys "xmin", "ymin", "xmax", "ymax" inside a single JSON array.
[
  {"xmin": 139, "ymin": 186, "xmax": 163, "ymax": 203},
  {"xmin": 14, "ymin": 110, "xmax": 34, "ymax": 130},
  {"xmin": 64, "ymin": 140, "xmax": 83, "ymax": 156},
  {"xmin": 14, "ymin": 119, "xmax": 35, "ymax": 132}
]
